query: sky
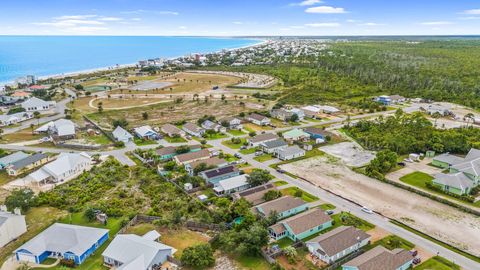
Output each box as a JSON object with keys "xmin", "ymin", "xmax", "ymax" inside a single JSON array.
[{"xmin": 1, "ymin": 0, "xmax": 480, "ymax": 36}]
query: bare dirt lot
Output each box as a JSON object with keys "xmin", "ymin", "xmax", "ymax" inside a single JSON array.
[
  {"xmin": 280, "ymin": 156, "xmax": 480, "ymax": 256},
  {"xmin": 320, "ymin": 141, "xmax": 376, "ymax": 167}
]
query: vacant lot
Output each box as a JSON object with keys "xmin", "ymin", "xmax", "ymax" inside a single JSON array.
[
  {"xmin": 280, "ymin": 156, "xmax": 480, "ymax": 256},
  {"xmin": 320, "ymin": 141, "xmax": 375, "ymax": 167}
]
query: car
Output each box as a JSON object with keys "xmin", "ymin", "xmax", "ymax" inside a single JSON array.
[
  {"xmin": 409, "ymin": 250, "xmax": 418, "ymax": 257},
  {"xmin": 240, "ymin": 145, "xmax": 247, "ymax": 150},
  {"xmin": 325, "ymin": 210, "xmax": 334, "ymax": 215},
  {"xmin": 397, "ymin": 162, "xmax": 406, "ymax": 167},
  {"xmin": 276, "ymin": 168, "xmax": 286, "ymax": 174},
  {"xmin": 254, "ymin": 151, "xmax": 263, "ymax": 156},
  {"xmin": 361, "ymin": 206, "xmax": 374, "ymax": 214},
  {"xmin": 39, "ymin": 137, "xmax": 51, "ymax": 143},
  {"xmin": 412, "ymin": 257, "xmax": 422, "ymax": 265},
  {"xmin": 234, "ymin": 153, "xmax": 241, "ymax": 158},
  {"xmin": 238, "ymin": 159, "xmax": 246, "ymax": 164}
]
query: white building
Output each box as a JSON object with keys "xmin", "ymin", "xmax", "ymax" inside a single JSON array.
[
  {"xmin": 0, "ymin": 112, "xmax": 33, "ymax": 127},
  {"xmin": 35, "ymin": 119, "xmax": 76, "ymax": 139},
  {"xmin": 27, "ymin": 152, "xmax": 92, "ymax": 186},
  {"xmin": 0, "ymin": 208, "xmax": 27, "ymax": 248},
  {"xmin": 213, "ymin": 174, "xmax": 250, "ymax": 196},
  {"xmin": 21, "ymin": 97, "xmax": 56, "ymax": 112},
  {"xmin": 276, "ymin": 146, "xmax": 306, "ymax": 161},
  {"xmin": 112, "ymin": 126, "xmax": 133, "ymax": 143},
  {"xmin": 102, "ymin": 230, "xmax": 176, "ymax": 270}
]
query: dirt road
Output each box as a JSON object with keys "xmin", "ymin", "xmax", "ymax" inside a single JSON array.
[{"xmin": 281, "ymin": 156, "xmax": 480, "ymax": 256}]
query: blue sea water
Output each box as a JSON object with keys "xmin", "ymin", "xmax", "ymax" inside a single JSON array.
[{"xmin": 0, "ymin": 36, "xmax": 261, "ymax": 83}]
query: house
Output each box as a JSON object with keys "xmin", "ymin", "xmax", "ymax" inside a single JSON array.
[
  {"xmin": 199, "ymin": 165, "xmax": 240, "ymax": 185},
  {"xmin": 186, "ymin": 157, "xmax": 228, "ymax": 175},
  {"xmin": 219, "ymin": 116, "xmax": 243, "ymax": 130},
  {"xmin": 276, "ymin": 146, "xmax": 306, "ymax": 161},
  {"xmin": 431, "ymin": 153, "xmax": 464, "ymax": 169},
  {"xmin": 248, "ymin": 133, "xmax": 279, "ymax": 147},
  {"xmin": 133, "ymin": 126, "xmax": 160, "ymax": 140},
  {"xmin": 301, "ymin": 105, "xmax": 322, "ymax": 119},
  {"xmin": 160, "ymin": 123, "xmax": 185, "ymax": 137},
  {"xmin": 213, "ymin": 174, "xmax": 250, "ymax": 196},
  {"xmin": 174, "ymin": 149, "xmax": 210, "ymax": 165},
  {"xmin": 15, "ymin": 223, "xmax": 109, "ymax": 265},
  {"xmin": 375, "ymin": 95, "xmax": 392, "ymax": 105},
  {"xmin": 232, "ymin": 183, "xmax": 278, "ymax": 205},
  {"xmin": 182, "ymin": 122, "xmax": 205, "ymax": 137},
  {"xmin": 247, "ymin": 113, "xmax": 270, "ymax": 126},
  {"xmin": 27, "ymin": 152, "xmax": 92, "ymax": 186},
  {"xmin": 35, "ymin": 119, "xmax": 76, "ymax": 140},
  {"xmin": 271, "ymin": 109, "xmax": 293, "ymax": 121},
  {"xmin": 254, "ymin": 196, "xmax": 308, "ymax": 220},
  {"xmin": 6, "ymin": 153, "xmax": 52, "ymax": 176},
  {"xmin": 422, "ymin": 104, "xmax": 452, "ymax": 116},
  {"xmin": 102, "ymin": 231, "xmax": 175, "ymax": 270},
  {"xmin": 21, "ymin": 97, "xmax": 56, "ymax": 112},
  {"xmin": 260, "ymin": 139, "xmax": 288, "ymax": 154},
  {"xmin": 269, "ymin": 209, "xmax": 332, "ymax": 242},
  {"xmin": 341, "ymin": 246, "xmax": 413, "ymax": 270},
  {"xmin": 389, "ymin": 95, "xmax": 406, "ymax": 104},
  {"xmin": 317, "ymin": 105, "xmax": 341, "ymax": 114},
  {"xmin": 0, "ymin": 112, "xmax": 33, "ymax": 126},
  {"xmin": 0, "ymin": 151, "xmax": 30, "ymax": 169},
  {"xmin": 282, "ymin": 129, "xmax": 310, "ymax": 142},
  {"xmin": 432, "ymin": 148, "xmax": 480, "ymax": 195},
  {"xmin": 10, "ymin": 91, "xmax": 31, "ymax": 98},
  {"xmin": 304, "ymin": 127, "xmax": 329, "ymax": 142},
  {"xmin": 201, "ymin": 120, "xmax": 226, "ymax": 133},
  {"xmin": 0, "ymin": 209, "xmax": 27, "ymax": 248},
  {"xmin": 112, "ymin": 126, "xmax": 133, "ymax": 143},
  {"xmin": 155, "ymin": 145, "xmax": 202, "ymax": 161},
  {"xmin": 306, "ymin": 226, "xmax": 371, "ymax": 264}
]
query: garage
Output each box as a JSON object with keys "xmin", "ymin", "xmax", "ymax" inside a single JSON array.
[{"xmin": 16, "ymin": 252, "xmax": 37, "ymax": 263}]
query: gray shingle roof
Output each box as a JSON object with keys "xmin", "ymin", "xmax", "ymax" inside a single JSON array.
[
  {"xmin": 261, "ymin": 139, "xmax": 288, "ymax": 149},
  {"xmin": 307, "ymin": 226, "xmax": 370, "ymax": 257},
  {"xmin": 9, "ymin": 153, "xmax": 48, "ymax": 171},
  {"xmin": 256, "ymin": 196, "xmax": 306, "ymax": 216},
  {"xmin": 343, "ymin": 246, "xmax": 412, "ymax": 270}
]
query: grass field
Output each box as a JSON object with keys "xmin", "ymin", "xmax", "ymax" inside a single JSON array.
[
  {"xmin": 134, "ymin": 138, "xmax": 158, "ymax": 146},
  {"xmin": 91, "ymin": 97, "xmax": 168, "ymax": 110},
  {"xmin": 201, "ymin": 132, "xmax": 228, "ymax": 141},
  {"xmin": 373, "ymin": 235, "xmax": 415, "ymax": 251},
  {"xmin": 280, "ymin": 187, "xmax": 318, "ymax": 202},
  {"xmin": 163, "ymin": 136, "xmax": 187, "ymax": 143},
  {"xmin": 0, "ymin": 127, "xmax": 44, "ymax": 143},
  {"xmin": 253, "ymin": 154, "xmax": 274, "ymax": 162},
  {"xmin": 240, "ymin": 147, "xmax": 258, "ymax": 155},
  {"xmin": 270, "ymin": 148, "xmax": 324, "ymax": 169},
  {"xmin": 399, "ymin": 171, "xmax": 434, "ymax": 189},
  {"xmin": 273, "ymin": 180, "xmax": 288, "ymax": 186},
  {"xmin": 228, "ymin": 129, "xmax": 246, "ymax": 136},
  {"xmin": 0, "ymin": 171, "xmax": 16, "ymax": 186},
  {"xmin": 319, "ymin": 203, "xmax": 336, "ymax": 210},
  {"xmin": 416, "ymin": 256, "xmax": 460, "ymax": 270},
  {"xmin": 222, "ymin": 138, "xmax": 247, "ymax": 149},
  {"xmin": 233, "ymin": 255, "xmax": 271, "ymax": 270}
]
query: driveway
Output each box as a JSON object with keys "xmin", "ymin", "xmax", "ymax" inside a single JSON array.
[{"xmin": 386, "ymin": 157, "xmax": 442, "ymax": 182}]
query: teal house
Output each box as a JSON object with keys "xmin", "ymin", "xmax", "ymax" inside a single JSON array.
[
  {"xmin": 432, "ymin": 148, "xmax": 480, "ymax": 195},
  {"xmin": 268, "ymin": 209, "xmax": 332, "ymax": 241},
  {"xmin": 253, "ymin": 196, "xmax": 308, "ymax": 220},
  {"xmin": 342, "ymin": 246, "xmax": 413, "ymax": 270}
]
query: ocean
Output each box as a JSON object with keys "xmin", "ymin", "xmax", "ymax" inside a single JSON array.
[{"xmin": 0, "ymin": 36, "xmax": 261, "ymax": 84}]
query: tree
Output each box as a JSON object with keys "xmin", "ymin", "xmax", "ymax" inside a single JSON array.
[
  {"xmin": 181, "ymin": 244, "xmax": 215, "ymax": 268},
  {"xmin": 464, "ymin": 113, "xmax": 475, "ymax": 126},
  {"xmin": 263, "ymin": 190, "xmax": 282, "ymax": 201},
  {"xmin": 247, "ymin": 169, "xmax": 273, "ymax": 187},
  {"xmin": 112, "ymin": 118, "xmax": 128, "ymax": 128},
  {"xmin": 216, "ymin": 222, "xmax": 269, "ymax": 256},
  {"xmin": 283, "ymin": 246, "xmax": 298, "ymax": 263},
  {"xmin": 5, "ymin": 188, "xmax": 35, "ymax": 212},
  {"xmin": 289, "ymin": 113, "xmax": 299, "ymax": 122},
  {"xmin": 365, "ymin": 150, "xmax": 398, "ymax": 179},
  {"xmin": 33, "ymin": 111, "xmax": 41, "ymax": 125},
  {"xmin": 84, "ymin": 207, "xmax": 96, "ymax": 221},
  {"xmin": 249, "ymin": 131, "xmax": 257, "ymax": 137},
  {"xmin": 142, "ymin": 112, "xmax": 149, "ymax": 120}
]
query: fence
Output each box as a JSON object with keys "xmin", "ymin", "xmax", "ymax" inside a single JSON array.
[{"xmin": 321, "ymin": 249, "xmax": 365, "ymax": 270}]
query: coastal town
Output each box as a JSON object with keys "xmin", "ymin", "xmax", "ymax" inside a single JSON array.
[{"xmin": 0, "ymin": 37, "xmax": 479, "ymax": 270}]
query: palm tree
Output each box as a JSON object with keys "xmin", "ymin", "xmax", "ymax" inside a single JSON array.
[
  {"xmin": 33, "ymin": 111, "xmax": 41, "ymax": 125},
  {"xmin": 432, "ymin": 112, "xmax": 442, "ymax": 127},
  {"xmin": 464, "ymin": 113, "xmax": 475, "ymax": 127}
]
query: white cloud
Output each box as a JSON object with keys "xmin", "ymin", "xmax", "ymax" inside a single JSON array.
[
  {"xmin": 305, "ymin": 6, "xmax": 347, "ymax": 14},
  {"xmin": 54, "ymin": 15, "xmax": 97, "ymax": 20},
  {"xmin": 131, "ymin": 18, "xmax": 142, "ymax": 21},
  {"xmin": 33, "ymin": 14, "xmax": 113, "ymax": 33},
  {"xmin": 358, "ymin": 22, "xmax": 386, "ymax": 26},
  {"xmin": 121, "ymin": 10, "xmax": 179, "ymax": 15},
  {"xmin": 463, "ymin": 9, "xmax": 480, "ymax": 15},
  {"xmin": 420, "ymin": 21, "xmax": 453, "ymax": 25},
  {"xmin": 290, "ymin": 25, "xmax": 305, "ymax": 29},
  {"xmin": 157, "ymin": 11, "xmax": 179, "ymax": 15},
  {"xmin": 305, "ymin": 22, "xmax": 341, "ymax": 27},
  {"xmin": 232, "ymin": 21, "xmax": 243, "ymax": 25},
  {"xmin": 99, "ymin": 17, "xmax": 123, "ymax": 21},
  {"xmin": 291, "ymin": 0, "xmax": 322, "ymax": 6},
  {"xmin": 178, "ymin": 26, "xmax": 188, "ymax": 29},
  {"xmin": 346, "ymin": 19, "xmax": 360, "ymax": 23}
]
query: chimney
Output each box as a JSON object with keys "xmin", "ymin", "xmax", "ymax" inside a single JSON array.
[{"xmin": 13, "ymin": 208, "xmax": 22, "ymax": 215}]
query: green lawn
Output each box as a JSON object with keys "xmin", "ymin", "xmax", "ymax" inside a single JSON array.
[
  {"xmin": 254, "ymin": 154, "xmax": 274, "ymax": 162},
  {"xmin": 222, "ymin": 138, "xmax": 247, "ymax": 149},
  {"xmin": 240, "ymin": 147, "xmax": 257, "ymax": 155},
  {"xmin": 399, "ymin": 171, "xmax": 434, "ymax": 189},
  {"xmin": 273, "ymin": 180, "xmax": 288, "ymax": 187},
  {"xmin": 270, "ymin": 148, "xmax": 324, "ymax": 169},
  {"xmin": 202, "ymin": 132, "xmax": 228, "ymax": 140},
  {"xmin": 134, "ymin": 138, "xmax": 158, "ymax": 146},
  {"xmin": 228, "ymin": 129, "xmax": 246, "ymax": 136},
  {"xmin": 233, "ymin": 255, "xmax": 271, "ymax": 270},
  {"xmin": 275, "ymin": 237, "xmax": 294, "ymax": 248},
  {"xmin": 0, "ymin": 171, "xmax": 16, "ymax": 186},
  {"xmin": 373, "ymin": 235, "xmax": 415, "ymax": 251},
  {"xmin": 416, "ymin": 256, "xmax": 460, "ymax": 270},
  {"xmin": 86, "ymin": 134, "xmax": 112, "ymax": 145},
  {"xmin": 163, "ymin": 136, "xmax": 187, "ymax": 143},
  {"xmin": 280, "ymin": 187, "xmax": 318, "ymax": 202},
  {"xmin": 319, "ymin": 203, "xmax": 336, "ymax": 210}
]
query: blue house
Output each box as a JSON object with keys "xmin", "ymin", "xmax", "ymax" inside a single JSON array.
[
  {"xmin": 254, "ymin": 196, "xmax": 308, "ymax": 220},
  {"xmin": 303, "ymin": 127, "xmax": 329, "ymax": 141},
  {"xmin": 269, "ymin": 209, "xmax": 332, "ymax": 241},
  {"xmin": 0, "ymin": 151, "xmax": 30, "ymax": 169},
  {"xmin": 133, "ymin": 125, "xmax": 161, "ymax": 140},
  {"xmin": 375, "ymin": 95, "xmax": 391, "ymax": 105},
  {"xmin": 15, "ymin": 223, "xmax": 109, "ymax": 265}
]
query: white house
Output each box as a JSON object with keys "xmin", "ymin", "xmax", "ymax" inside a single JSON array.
[
  {"xmin": 102, "ymin": 230, "xmax": 176, "ymax": 270},
  {"xmin": 219, "ymin": 116, "xmax": 243, "ymax": 130},
  {"xmin": 247, "ymin": 113, "xmax": 270, "ymax": 126},
  {"xmin": 213, "ymin": 174, "xmax": 250, "ymax": 196},
  {"xmin": 0, "ymin": 208, "xmax": 27, "ymax": 248},
  {"xmin": 21, "ymin": 97, "xmax": 56, "ymax": 112},
  {"xmin": 306, "ymin": 226, "xmax": 370, "ymax": 264},
  {"xmin": 182, "ymin": 122, "xmax": 205, "ymax": 137},
  {"xmin": 133, "ymin": 125, "xmax": 160, "ymax": 140},
  {"xmin": 35, "ymin": 119, "xmax": 76, "ymax": 139},
  {"xmin": 112, "ymin": 126, "xmax": 133, "ymax": 143},
  {"xmin": 27, "ymin": 152, "xmax": 92, "ymax": 186},
  {"xmin": 0, "ymin": 112, "xmax": 33, "ymax": 127},
  {"xmin": 201, "ymin": 120, "xmax": 226, "ymax": 133},
  {"xmin": 276, "ymin": 146, "xmax": 306, "ymax": 161}
]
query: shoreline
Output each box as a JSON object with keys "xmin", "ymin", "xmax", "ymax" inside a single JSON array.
[{"xmin": 1, "ymin": 38, "xmax": 268, "ymax": 86}]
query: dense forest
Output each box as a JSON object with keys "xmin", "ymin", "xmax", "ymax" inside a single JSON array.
[
  {"xmin": 210, "ymin": 40, "xmax": 480, "ymax": 108},
  {"xmin": 344, "ymin": 110, "xmax": 480, "ymax": 155}
]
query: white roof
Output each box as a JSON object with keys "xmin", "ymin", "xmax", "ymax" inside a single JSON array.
[
  {"xmin": 21, "ymin": 97, "xmax": 54, "ymax": 108},
  {"xmin": 317, "ymin": 105, "xmax": 340, "ymax": 113},
  {"xmin": 112, "ymin": 126, "xmax": 133, "ymax": 141},
  {"xmin": 142, "ymin": 230, "xmax": 161, "ymax": 242},
  {"xmin": 16, "ymin": 223, "xmax": 108, "ymax": 256},
  {"xmin": 301, "ymin": 106, "xmax": 321, "ymax": 113},
  {"xmin": 217, "ymin": 174, "xmax": 249, "ymax": 191},
  {"xmin": 0, "ymin": 151, "xmax": 29, "ymax": 165},
  {"xmin": 133, "ymin": 126, "xmax": 156, "ymax": 137},
  {"xmin": 35, "ymin": 119, "xmax": 75, "ymax": 136},
  {"xmin": 28, "ymin": 169, "xmax": 51, "ymax": 182},
  {"xmin": 30, "ymin": 152, "xmax": 91, "ymax": 181},
  {"xmin": 102, "ymin": 233, "xmax": 175, "ymax": 269}
]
